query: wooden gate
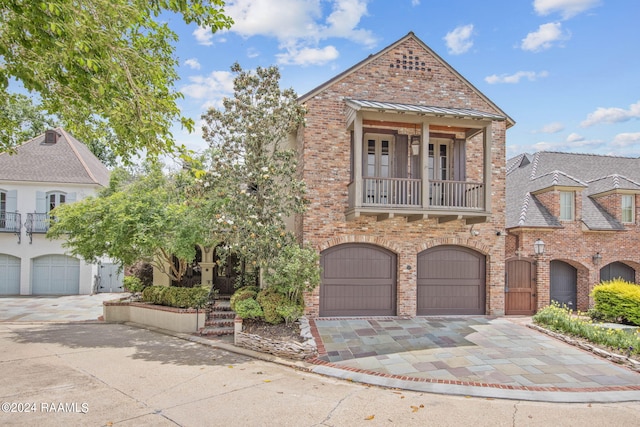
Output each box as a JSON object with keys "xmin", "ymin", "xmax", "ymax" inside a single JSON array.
[{"xmin": 505, "ymin": 257, "xmax": 536, "ymax": 315}]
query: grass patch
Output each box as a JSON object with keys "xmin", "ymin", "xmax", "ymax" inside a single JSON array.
[{"xmin": 532, "ymin": 302, "xmax": 640, "ymax": 357}]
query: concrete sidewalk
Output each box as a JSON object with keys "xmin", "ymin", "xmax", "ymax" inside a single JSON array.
[{"xmin": 0, "ymin": 294, "xmax": 121, "ymax": 322}]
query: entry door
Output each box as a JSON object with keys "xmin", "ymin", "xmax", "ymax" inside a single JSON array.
[
  {"xmin": 505, "ymin": 257, "xmax": 536, "ymax": 315},
  {"xmin": 98, "ymin": 263, "xmax": 124, "ymax": 293},
  {"xmin": 550, "ymin": 261, "xmax": 577, "ymax": 310},
  {"xmin": 214, "ymin": 251, "xmax": 239, "ymax": 295}
]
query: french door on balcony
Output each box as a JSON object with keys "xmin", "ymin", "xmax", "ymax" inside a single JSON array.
[{"xmin": 365, "ymin": 134, "xmax": 392, "ymax": 204}]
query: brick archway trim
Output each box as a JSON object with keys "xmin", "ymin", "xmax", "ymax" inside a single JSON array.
[
  {"xmin": 316, "ymin": 235, "xmax": 402, "ymax": 254},
  {"xmin": 416, "ymin": 237, "xmax": 491, "ymax": 255}
]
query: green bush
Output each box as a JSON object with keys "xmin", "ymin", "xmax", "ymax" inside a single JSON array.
[
  {"xmin": 591, "ymin": 279, "xmax": 640, "ymax": 326},
  {"xmin": 276, "ymin": 301, "xmax": 304, "ymax": 326},
  {"xmin": 533, "ymin": 302, "xmax": 640, "ymax": 356},
  {"xmin": 141, "ymin": 285, "xmax": 208, "ymax": 309},
  {"xmin": 123, "ymin": 276, "xmax": 146, "ymax": 293},
  {"xmin": 264, "ymin": 244, "xmax": 320, "ymax": 305},
  {"xmin": 230, "ymin": 286, "xmax": 260, "ymax": 312},
  {"xmin": 234, "ymin": 298, "xmax": 264, "ymax": 320},
  {"xmin": 257, "ymin": 287, "xmax": 289, "ymax": 324}
]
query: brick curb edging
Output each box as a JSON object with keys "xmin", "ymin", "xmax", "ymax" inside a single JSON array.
[{"xmin": 307, "ymin": 319, "xmax": 640, "ymax": 394}]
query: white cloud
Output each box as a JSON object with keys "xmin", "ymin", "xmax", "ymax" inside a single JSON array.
[
  {"xmin": 193, "ymin": 26, "xmax": 215, "ymax": 46},
  {"xmin": 184, "ymin": 58, "xmax": 201, "ymax": 70},
  {"xmin": 612, "ymin": 132, "xmax": 640, "ymax": 148},
  {"xmin": 277, "ymin": 45, "xmax": 339, "ymax": 66},
  {"xmin": 246, "ymin": 47, "xmax": 260, "ymax": 58},
  {"xmin": 180, "ymin": 71, "xmax": 235, "ymax": 104},
  {"xmin": 532, "ymin": 122, "xmax": 565, "ymax": 134},
  {"xmin": 221, "ymin": 0, "xmax": 376, "ymax": 65},
  {"xmin": 533, "ymin": 0, "xmax": 601, "ymax": 20},
  {"xmin": 581, "ymin": 101, "xmax": 640, "ymax": 127},
  {"xmin": 521, "ymin": 22, "xmax": 569, "ymax": 52},
  {"xmin": 566, "ymin": 132, "xmax": 585, "ymax": 142},
  {"xmin": 485, "ymin": 70, "xmax": 549, "ymax": 84},
  {"xmin": 443, "ymin": 24, "xmax": 474, "ymax": 55},
  {"xmin": 411, "ymin": 0, "xmax": 420, "ymax": 5},
  {"xmin": 532, "ymin": 137, "xmax": 602, "ymax": 152}
]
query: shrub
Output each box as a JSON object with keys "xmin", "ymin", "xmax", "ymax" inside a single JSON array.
[
  {"xmin": 123, "ymin": 276, "xmax": 146, "ymax": 294},
  {"xmin": 276, "ymin": 302, "xmax": 304, "ymax": 326},
  {"xmin": 141, "ymin": 285, "xmax": 208, "ymax": 309},
  {"xmin": 533, "ymin": 302, "xmax": 640, "ymax": 356},
  {"xmin": 230, "ymin": 286, "xmax": 260, "ymax": 312},
  {"xmin": 126, "ymin": 261, "xmax": 153, "ymax": 287},
  {"xmin": 257, "ymin": 287, "xmax": 289, "ymax": 324},
  {"xmin": 234, "ymin": 298, "xmax": 264, "ymax": 320},
  {"xmin": 263, "ymin": 244, "xmax": 320, "ymax": 305},
  {"xmin": 591, "ymin": 279, "xmax": 640, "ymax": 326}
]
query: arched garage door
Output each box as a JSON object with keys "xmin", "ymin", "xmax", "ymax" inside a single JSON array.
[
  {"xmin": 600, "ymin": 262, "xmax": 635, "ymax": 283},
  {"xmin": 417, "ymin": 246, "xmax": 486, "ymax": 315},
  {"xmin": 550, "ymin": 261, "xmax": 577, "ymax": 310},
  {"xmin": 32, "ymin": 255, "xmax": 80, "ymax": 295},
  {"xmin": 0, "ymin": 254, "xmax": 20, "ymax": 295},
  {"xmin": 320, "ymin": 244, "xmax": 396, "ymax": 317}
]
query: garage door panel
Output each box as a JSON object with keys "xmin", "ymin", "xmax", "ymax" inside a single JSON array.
[
  {"xmin": 320, "ymin": 244, "xmax": 396, "ymax": 317},
  {"xmin": 32, "ymin": 255, "xmax": 80, "ymax": 295},
  {"xmin": 0, "ymin": 254, "xmax": 21, "ymax": 295},
  {"xmin": 417, "ymin": 246, "xmax": 485, "ymax": 315}
]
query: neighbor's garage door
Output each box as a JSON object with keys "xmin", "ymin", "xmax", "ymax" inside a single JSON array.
[
  {"xmin": 0, "ymin": 254, "xmax": 20, "ymax": 295},
  {"xmin": 600, "ymin": 262, "xmax": 635, "ymax": 283},
  {"xmin": 32, "ymin": 255, "xmax": 80, "ymax": 295},
  {"xmin": 320, "ymin": 244, "xmax": 396, "ymax": 316},
  {"xmin": 417, "ymin": 246, "xmax": 486, "ymax": 315}
]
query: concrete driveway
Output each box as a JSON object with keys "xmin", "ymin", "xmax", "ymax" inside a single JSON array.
[{"xmin": 1, "ymin": 322, "xmax": 640, "ymax": 427}]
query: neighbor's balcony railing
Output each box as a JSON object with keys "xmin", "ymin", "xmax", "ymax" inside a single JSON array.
[
  {"xmin": 0, "ymin": 212, "xmax": 21, "ymax": 233},
  {"xmin": 358, "ymin": 177, "xmax": 485, "ymax": 210},
  {"xmin": 26, "ymin": 213, "xmax": 50, "ymax": 234}
]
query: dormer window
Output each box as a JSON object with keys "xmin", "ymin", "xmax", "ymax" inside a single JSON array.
[
  {"xmin": 559, "ymin": 191, "xmax": 574, "ymax": 220},
  {"xmin": 622, "ymin": 194, "xmax": 634, "ymax": 223}
]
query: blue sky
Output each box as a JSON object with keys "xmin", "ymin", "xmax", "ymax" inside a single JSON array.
[{"xmin": 167, "ymin": 0, "xmax": 640, "ymax": 160}]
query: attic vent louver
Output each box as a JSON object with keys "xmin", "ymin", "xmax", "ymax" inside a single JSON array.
[{"xmin": 44, "ymin": 130, "xmax": 58, "ymax": 144}]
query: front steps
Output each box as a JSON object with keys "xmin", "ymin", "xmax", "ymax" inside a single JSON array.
[{"xmin": 199, "ymin": 298, "xmax": 235, "ymax": 336}]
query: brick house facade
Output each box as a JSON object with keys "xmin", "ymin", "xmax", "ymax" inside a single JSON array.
[
  {"xmin": 295, "ymin": 32, "xmax": 514, "ymax": 317},
  {"xmin": 506, "ymin": 152, "xmax": 640, "ymax": 313}
]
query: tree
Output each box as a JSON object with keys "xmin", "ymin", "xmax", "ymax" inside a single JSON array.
[
  {"xmin": 0, "ymin": 1, "xmax": 232, "ymax": 159},
  {"xmin": 201, "ymin": 63, "xmax": 308, "ymax": 270},
  {"xmin": 47, "ymin": 163, "xmax": 224, "ymax": 283},
  {"xmin": 0, "ymin": 93, "xmax": 57, "ymax": 150}
]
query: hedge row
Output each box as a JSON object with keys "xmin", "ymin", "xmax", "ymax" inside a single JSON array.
[
  {"xmin": 592, "ymin": 279, "xmax": 640, "ymax": 326},
  {"xmin": 141, "ymin": 285, "xmax": 209, "ymax": 309}
]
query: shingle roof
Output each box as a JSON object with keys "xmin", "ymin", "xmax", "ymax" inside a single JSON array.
[
  {"xmin": 345, "ymin": 99, "xmax": 507, "ymax": 122},
  {"xmin": 0, "ymin": 128, "xmax": 110, "ymax": 186},
  {"xmin": 507, "ymin": 151, "xmax": 640, "ymax": 230}
]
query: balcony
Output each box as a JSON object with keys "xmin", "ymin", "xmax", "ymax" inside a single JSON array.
[
  {"xmin": 0, "ymin": 212, "xmax": 22, "ymax": 243},
  {"xmin": 25, "ymin": 213, "xmax": 51, "ymax": 243},
  {"xmin": 347, "ymin": 178, "xmax": 488, "ymax": 223}
]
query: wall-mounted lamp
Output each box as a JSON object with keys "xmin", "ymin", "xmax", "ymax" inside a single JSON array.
[
  {"xmin": 411, "ymin": 134, "xmax": 420, "ymax": 155},
  {"xmin": 533, "ymin": 238, "xmax": 545, "ymax": 256},
  {"xmin": 592, "ymin": 252, "xmax": 602, "ymax": 265},
  {"xmin": 470, "ymin": 224, "xmax": 479, "ymax": 236}
]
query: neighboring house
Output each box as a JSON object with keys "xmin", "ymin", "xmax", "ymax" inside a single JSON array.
[
  {"xmin": 0, "ymin": 128, "xmax": 118, "ymax": 295},
  {"xmin": 506, "ymin": 151, "xmax": 640, "ymax": 314},
  {"xmin": 295, "ymin": 32, "xmax": 514, "ymax": 317}
]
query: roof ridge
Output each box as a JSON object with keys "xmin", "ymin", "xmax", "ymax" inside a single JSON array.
[
  {"xmin": 517, "ymin": 192, "xmax": 531, "ymax": 226},
  {"xmin": 59, "ymin": 128, "xmax": 100, "ymax": 185}
]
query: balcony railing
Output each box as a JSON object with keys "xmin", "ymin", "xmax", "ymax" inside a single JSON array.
[
  {"xmin": 363, "ymin": 177, "xmax": 422, "ymax": 207},
  {"xmin": 360, "ymin": 177, "xmax": 484, "ymax": 210},
  {"xmin": 428, "ymin": 180, "xmax": 485, "ymax": 210},
  {"xmin": 0, "ymin": 212, "xmax": 21, "ymax": 233}
]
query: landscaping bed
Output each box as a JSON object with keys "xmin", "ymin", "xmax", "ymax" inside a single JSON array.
[{"xmin": 234, "ymin": 317, "xmax": 317, "ymax": 360}]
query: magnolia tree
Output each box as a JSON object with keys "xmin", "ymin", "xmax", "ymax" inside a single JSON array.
[
  {"xmin": 201, "ymin": 63, "xmax": 308, "ymax": 270},
  {"xmin": 47, "ymin": 164, "xmax": 223, "ymax": 283}
]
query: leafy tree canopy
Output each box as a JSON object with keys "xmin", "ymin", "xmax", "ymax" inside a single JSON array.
[
  {"xmin": 0, "ymin": 0, "xmax": 232, "ymax": 160},
  {"xmin": 0, "ymin": 93, "xmax": 57, "ymax": 149},
  {"xmin": 47, "ymin": 162, "xmax": 225, "ymax": 282}
]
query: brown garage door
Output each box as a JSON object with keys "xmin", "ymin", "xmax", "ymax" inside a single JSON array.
[
  {"xmin": 320, "ymin": 244, "xmax": 396, "ymax": 317},
  {"xmin": 417, "ymin": 246, "xmax": 485, "ymax": 315}
]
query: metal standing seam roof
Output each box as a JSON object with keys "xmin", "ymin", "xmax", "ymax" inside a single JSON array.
[{"xmin": 345, "ymin": 99, "xmax": 507, "ymax": 121}]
